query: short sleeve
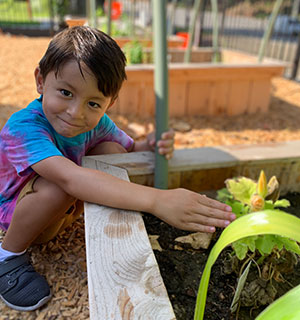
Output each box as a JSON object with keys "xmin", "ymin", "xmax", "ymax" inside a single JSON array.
[
  {"xmin": 92, "ymin": 113, "xmax": 134, "ymax": 151},
  {"xmin": 1, "ymin": 112, "xmax": 63, "ymax": 176}
]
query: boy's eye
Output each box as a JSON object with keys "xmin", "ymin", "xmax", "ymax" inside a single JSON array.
[
  {"xmin": 60, "ymin": 89, "xmax": 72, "ymax": 97},
  {"xmin": 88, "ymin": 101, "xmax": 100, "ymax": 108}
]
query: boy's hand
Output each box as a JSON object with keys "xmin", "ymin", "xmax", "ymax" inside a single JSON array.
[
  {"xmin": 147, "ymin": 129, "xmax": 175, "ymax": 160},
  {"xmin": 153, "ymin": 188, "xmax": 236, "ymax": 233}
]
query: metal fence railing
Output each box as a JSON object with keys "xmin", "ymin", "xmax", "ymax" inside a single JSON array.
[{"xmin": 1, "ymin": 0, "xmax": 300, "ymax": 79}]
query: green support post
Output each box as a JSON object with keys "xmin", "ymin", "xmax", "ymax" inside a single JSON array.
[
  {"xmin": 184, "ymin": 0, "xmax": 202, "ymax": 63},
  {"xmin": 153, "ymin": 0, "xmax": 169, "ymax": 189},
  {"xmin": 258, "ymin": 0, "xmax": 283, "ymax": 63},
  {"xmin": 89, "ymin": 0, "xmax": 97, "ymax": 28},
  {"xmin": 107, "ymin": 0, "xmax": 112, "ymax": 36}
]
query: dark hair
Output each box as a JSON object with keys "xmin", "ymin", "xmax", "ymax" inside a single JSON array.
[{"xmin": 39, "ymin": 26, "xmax": 127, "ymax": 99}]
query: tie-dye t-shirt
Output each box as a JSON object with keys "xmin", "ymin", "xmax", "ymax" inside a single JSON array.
[{"xmin": 0, "ymin": 96, "xmax": 134, "ymax": 230}]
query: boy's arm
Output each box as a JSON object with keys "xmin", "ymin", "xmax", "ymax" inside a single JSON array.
[{"xmin": 32, "ymin": 156, "xmax": 235, "ymax": 233}]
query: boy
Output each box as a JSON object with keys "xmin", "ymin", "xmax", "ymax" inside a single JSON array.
[{"xmin": 0, "ymin": 26, "xmax": 235, "ymax": 311}]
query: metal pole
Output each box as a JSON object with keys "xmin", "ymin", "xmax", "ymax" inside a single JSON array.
[
  {"xmin": 291, "ymin": 33, "xmax": 300, "ymax": 80},
  {"xmin": 258, "ymin": 0, "xmax": 283, "ymax": 62},
  {"xmin": 292, "ymin": 0, "xmax": 300, "ymax": 19},
  {"xmin": 168, "ymin": 0, "xmax": 178, "ymax": 36},
  {"xmin": 211, "ymin": 0, "xmax": 220, "ymax": 62},
  {"xmin": 107, "ymin": 0, "xmax": 112, "ymax": 36},
  {"xmin": 184, "ymin": 0, "xmax": 202, "ymax": 63},
  {"xmin": 153, "ymin": 0, "xmax": 169, "ymax": 189},
  {"xmin": 89, "ymin": 0, "xmax": 97, "ymax": 28}
]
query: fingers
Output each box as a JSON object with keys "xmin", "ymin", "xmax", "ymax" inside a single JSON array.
[
  {"xmin": 198, "ymin": 194, "xmax": 234, "ymax": 217},
  {"xmin": 181, "ymin": 194, "xmax": 236, "ymax": 232},
  {"xmin": 161, "ymin": 129, "xmax": 175, "ymax": 140},
  {"xmin": 157, "ymin": 135, "xmax": 174, "ymax": 159}
]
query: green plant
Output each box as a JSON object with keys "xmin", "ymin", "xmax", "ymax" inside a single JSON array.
[
  {"xmin": 123, "ymin": 40, "xmax": 144, "ymax": 64},
  {"xmin": 193, "ymin": 171, "xmax": 300, "ymax": 320},
  {"xmin": 194, "ymin": 209, "xmax": 300, "ymax": 320},
  {"xmin": 217, "ymin": 171, "xmax": 299, "ymax": 261},
  {"xmin": 53, "ymin": 0, "xmax": 69, "ymax": 28}
]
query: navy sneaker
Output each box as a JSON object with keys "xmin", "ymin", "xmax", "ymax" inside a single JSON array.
[{"xmin": 0, "ymin": 253, "xmax": 51, "ymax": 311}]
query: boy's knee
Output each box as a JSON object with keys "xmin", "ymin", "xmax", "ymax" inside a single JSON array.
[
  {"xmin": 33, "ymin": 176, "xmax": 75, "ymax": 204},
  {"xmin": 87, "ymin": 141, "xmax": 128, "ymax": 155}
]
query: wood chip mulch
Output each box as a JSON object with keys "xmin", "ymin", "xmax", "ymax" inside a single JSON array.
[{"xmin": 1, "ymin": 33, "xmax": 300, "ymax": 319}]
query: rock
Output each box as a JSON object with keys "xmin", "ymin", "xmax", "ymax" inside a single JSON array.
[{"xmin": 171, "ymin": 120, "xmax": 191, "ymax": 132}]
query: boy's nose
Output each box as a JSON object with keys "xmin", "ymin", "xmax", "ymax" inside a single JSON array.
[{"xmin": 67, "ymin": 102, "xmax": 84, "ymax": 119}]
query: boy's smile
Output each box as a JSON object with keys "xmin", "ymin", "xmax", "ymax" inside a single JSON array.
[{"xmin": 34, "ymin": 60, "xmax": 112, "ymax": 138}]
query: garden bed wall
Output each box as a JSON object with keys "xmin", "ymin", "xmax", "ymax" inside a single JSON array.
[
  {"xmin": 111, "ymin": 49, "xmax": 286, "ymax": 118},
  {"xmin": 88, "ymin": 140, "xmax": 300, "ymax": 195},
  {"xmin": 114, "ymin": 35, "xmax": 184, "ymax": 48}
]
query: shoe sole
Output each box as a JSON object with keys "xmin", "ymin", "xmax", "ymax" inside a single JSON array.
[{"xmin": 0, "ymin": 291, "xmax": 52, "ymax": 311}]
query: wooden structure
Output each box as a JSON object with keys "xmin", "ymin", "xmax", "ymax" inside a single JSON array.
[
  {"xmin": 83, "ymin": 140, "xmax": 300, "ymax": 319},
  {"xmin": 114, "ymin": 35, "xmax": 184, "ymax": 49},
  {"xmin": 82, "ymin": 158, "xmax": 175, "ymax": 320},
  {"xmin": 65, "ymin": 18, "xmax": 87, "ymax": 27},
  {"xmin": 111, "ymin": 49, "xmax": 286, "ymax": 118}
]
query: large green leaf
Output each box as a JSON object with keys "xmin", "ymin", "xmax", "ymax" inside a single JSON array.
[
  {"xmin": 226, "ymin": 177, "xmax": 257, "ymax": 205},
  {"xmin": 255, "ymin": 283, "xmax": 300, "ymax": 320},
  {"xmin": 194, "ymin": 210, "xmax": 300, "ymax": 320}
]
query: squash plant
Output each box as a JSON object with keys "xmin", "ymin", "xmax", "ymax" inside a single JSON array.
[
  {"xmin": 194, "ymin": 170, "xmax": 300, "ymax": 320},
  {"xmin": 217, "ymin": 171, "xmax": 299, "ymax": 263}
]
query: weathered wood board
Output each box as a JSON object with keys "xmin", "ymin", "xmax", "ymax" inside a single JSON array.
[{"xmin": 82, "ymin": 157, "xmax": 176, "ymax": 320}]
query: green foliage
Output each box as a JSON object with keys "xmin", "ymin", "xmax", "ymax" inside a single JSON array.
[
  {"xmin": 194, "ymin": 209, "xmax": 300, "ymax": 320},
  {"xmin": 123, "ymin": 40, "xmax": 144, "ymax": 65},
  {"xmin": 217, "ymin": 170, "xmax": 300, "ymax": 262},
  {"xmin": 96, "ymin": 7, "xmax": 105, "ymax": 18},
  {"xmin": 53, "ymin": 0, "xmax": 69, "ymax": 23},
  {"xmin": 225, "ymin": 176, "xmax": 257, "ymax": 205},
  {"xmin": 99, "ymin": 13, "xmax": 134, "ymax": 38}
]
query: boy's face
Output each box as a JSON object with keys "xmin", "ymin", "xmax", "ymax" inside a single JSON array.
[{"xmin": 34, "ymin": 60, "xmax": 113, "ymax": 138}]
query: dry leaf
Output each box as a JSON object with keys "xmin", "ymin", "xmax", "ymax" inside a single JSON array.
[
  {"xmin": 148, "ymin": 235, "xmax": 163, "ymax": 251},
  {"xmin": 175, "ymin": 232, "xmax": 213, "ymax": 249}
]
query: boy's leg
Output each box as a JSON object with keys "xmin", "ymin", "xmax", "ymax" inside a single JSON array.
[
  {"xmin": 2, "ymin": 177, "xmax": 77, "ymax": 253},
  {"xmin": 0, "ymin": 176, "xmax": 76, "ymax": 311}
]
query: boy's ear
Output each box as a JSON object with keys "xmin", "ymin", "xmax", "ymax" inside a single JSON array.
[
  {"xmin": 34, "ymin": 67, "xmax": 44, "ymax": 94},
  {"xmin": 107, "ymin": 97, "xmax": 117, "ymax": 109}
]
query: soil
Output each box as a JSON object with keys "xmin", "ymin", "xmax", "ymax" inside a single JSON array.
[
  {"xmin": 143, "ymin": 192, "xmax": 300, "ymax": 320},
  {"xmin": 1, "ymin": 33, "xmax": 300, "ymax": 319}
]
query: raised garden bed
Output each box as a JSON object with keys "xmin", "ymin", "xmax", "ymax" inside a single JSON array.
[
  {"xmin": 82, "ymin": 140, "xmax": 300, "ymax": 319},
  {"xmin": 111, "ymin": 48, "xmax": 286, "ymax": 118},
  {"xmin": 114, "ymin": 35, "xmax": 184, "ymax": 49}
]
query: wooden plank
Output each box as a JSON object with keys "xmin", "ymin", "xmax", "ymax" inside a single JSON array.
[
  {"xmin": 82, "ymin": 158, "xmax": 175, "ymax": 320},
  {"xmin": 84, "ymin": 140, "xmax": 300, "ymax": 195},
  {"xmin": 187, "ymin": 81, "xmax": 212, "ymax": 115},
  {"xmin": 227, "ymin": 80, "xmax": 251, "ymax": 115},
  {"xmin": 209, "ymin": 81, "xmax": 230, "ymax": 115},
  {"xmin": 118, "ymin": 82, "xmax": 140, "ymax": 116},
  {"xmin": 248, "ymin": 79, "xmax": 271, "ymax": 113},
  {"xmin": 85, "ymin": 140, "xmax": 300, "ymax": 174},
  {"xmin": 141, "ymin": 82, "xmax": 155, "ymax": 117},
  {"xmin": 169, "ymin": 81, "xmax": 187, "ymax": 116}
]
